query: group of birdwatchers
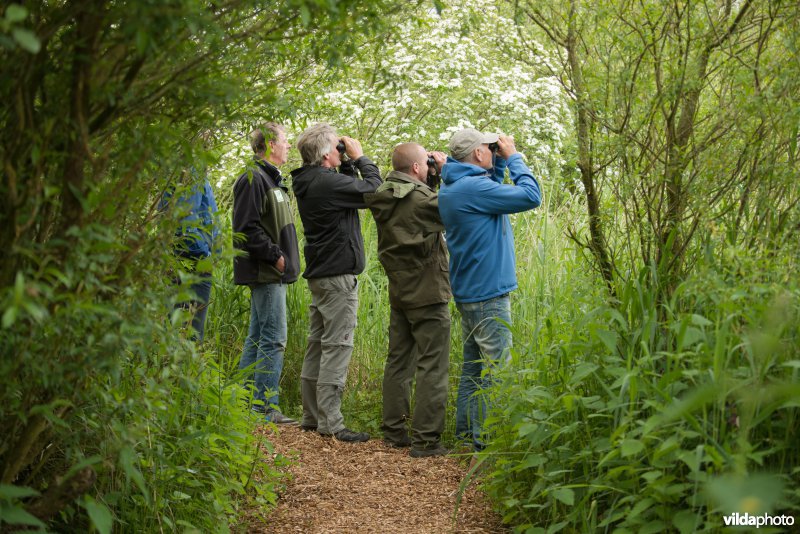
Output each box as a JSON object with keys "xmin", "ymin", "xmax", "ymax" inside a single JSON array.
[{"xmin": 168, "ymin": 122, "xmax": 541, "ymax": 458}]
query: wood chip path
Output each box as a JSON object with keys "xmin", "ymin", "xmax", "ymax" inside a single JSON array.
[{"xmin": 245, "ymin": 425, "xmax": 506, "ymax": 533}]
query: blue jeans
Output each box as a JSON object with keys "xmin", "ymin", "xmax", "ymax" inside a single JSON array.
[
  {"xmin": 455, "ymin": 294, "xmax": 512, "ymax": 451},
  {"xmin": 188, "ymin": 276, "xmax": 212, "ymax": 343},
  {"xmin": 239, "ymin": 283, "xmax": 287, "ymax": 411},
  {"xmin": 174, "ymin": 271, "xmax": 212, "ymax": 344}
]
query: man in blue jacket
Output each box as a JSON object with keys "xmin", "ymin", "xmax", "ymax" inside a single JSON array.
[
  {"xmin": 159, "ymin": 136, "xmax": 219, "ymax": 345},
  {"xmin": 170, "ymin": 175, "xmax": 218, "ymax": 343},
  {"xmin": 438, "ymin": 128, "xmax": 542, "ymax": 452}
]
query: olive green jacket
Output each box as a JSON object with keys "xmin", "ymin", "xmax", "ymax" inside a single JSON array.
[{"xmin": 365, "ymin": 171, "xmax": 451, "ymax": 309}]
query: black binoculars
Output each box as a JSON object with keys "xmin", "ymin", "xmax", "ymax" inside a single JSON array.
[
  {"xmin": 336, "ymin": 140, "xmax": 346, "ymax": 153},
  {"xmin": 426, "ymin": 154, "xmax": 440, "ymax": 191},
  {"xmin": 488, "ymin": 142, "xmax": 499, "ymax": 153}
]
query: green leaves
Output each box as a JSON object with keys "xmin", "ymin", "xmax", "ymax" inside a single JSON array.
[
  {"xmin": 0, "ymin": 485, "xmax": 39, "ymax": 500},
  {"xmin": 0, "ymin": 504, "xmax": 45, "ymax": 528},
  {"xmin": 706, "ymin": 473, "xmax": 785, "ymax": 516},
  {"xmin": 1, "ymin": 4, "xmax": 40, "ymax": 53},
  {"xmin": 11, "ymin": 27, "xmax": 39, "ymax": 53},
  {"xmin": 82, "ymin": 496, "xmax": 113, "ymax": 534},
  {"xmin": 0, "ymin": 485, "xmax": 44, "ymax": 529},
  {"xmin": 481, "ymin": 252, "xmax": 799, "ymax": 531},
  {"xmin": 4, "ymin": 4, "xmax": 26, "ymax": 23},
  {"xmin": 619, "ymin": 439, "xmax": 645, "ymax": 458},
  {"xmin": 550, "ymin": 487, "xmax": 575, "ymax": 506},
  {"xmin": 1, "ymin": 272, "xmax": 48, "ymax": 328}
]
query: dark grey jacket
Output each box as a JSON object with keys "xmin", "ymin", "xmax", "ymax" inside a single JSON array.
[{"xmin": 291, "ymin": 157, "xmax": 382, "ymax": 279}]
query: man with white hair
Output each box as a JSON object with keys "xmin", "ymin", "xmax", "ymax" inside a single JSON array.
[
  {"xmin": 438, "ymin": 128, "xmax": 542, "ymax": 452},
  {"xmin": 291, "ymin": 123, "xmax": 382, "ymax": 443}
]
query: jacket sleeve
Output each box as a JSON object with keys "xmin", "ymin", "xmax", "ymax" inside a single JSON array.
[
  {"xmin": 329, "ymin": 156, "xmax": 384, "ymax": 209},
  {"xmin": 204, "ymin": 181, "xmax": 222, "ymax": 256},
  {"xmin": 339, "ymin": 158, "xmax": 357, "ymax": 177},
  {"xmin": 466, "ymin": 154, "xmax": 542, "ymax": 215},
  {"xmin": 492, "ymin": 156, "xmax": 508, "ymax": 184},
  {"xmin": 232, "ymin": 171, "xmax": 282, "ymax": 264}
]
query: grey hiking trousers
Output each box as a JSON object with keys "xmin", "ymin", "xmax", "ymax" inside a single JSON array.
[{"xmin": 300, "ymin": 274, "xmax": 359, "ymax": 435}]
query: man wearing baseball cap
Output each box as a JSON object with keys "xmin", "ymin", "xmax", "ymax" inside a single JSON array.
[{"xmin": 438, "ymin": 127, "xmax": 542, "ymax": 452}]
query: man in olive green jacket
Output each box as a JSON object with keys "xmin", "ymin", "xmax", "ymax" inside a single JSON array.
[{"xmin": 365, "ymin": 143, "xmax": 451, "ymax": 457}]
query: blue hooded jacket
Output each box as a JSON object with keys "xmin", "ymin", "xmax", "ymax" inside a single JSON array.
[
  {"xmin": 438, "ymin": 153, "xmax": 541, "ymax": 303},
  {"xmin": 160, "ymin": 168, "xmax": 219, "ymax": 258}
]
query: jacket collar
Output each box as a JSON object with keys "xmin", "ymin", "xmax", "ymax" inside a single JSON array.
[
  {"xmin": 255, "ymin": 157, "xmax": 282, "ymax": 182},
  {"xmin": 441, "ymin": 156, "xmax": 489, "ymax": 185},
  {"xmin": 386, "ymin": 170, "xmax": 429, "ymax": 188}
]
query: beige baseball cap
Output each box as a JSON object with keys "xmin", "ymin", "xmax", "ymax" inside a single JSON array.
[{"xmin": 448, "ymin": 128, "xmax": 499, "ymax": 160}]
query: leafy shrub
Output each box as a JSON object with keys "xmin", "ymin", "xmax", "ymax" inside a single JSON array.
[
  {"xmin": 0, "ymin": 221, "xmax": 282, "ymax": 531},
  {"xmin": 482, "ymin": 257, "xmax": 800, "ymax": 533}
]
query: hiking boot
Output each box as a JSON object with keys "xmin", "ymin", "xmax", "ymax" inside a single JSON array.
[
  {"xmin": 332, "ymin": 428, "xmax": 370, "ymax": 442},
  {"xmin": 265, "ymin": 411, "xmax": 298, "ymax": 425},
  {"xmin": 383, "ymin": 435, "xmax": 412, "ymax": 448},
  {"xmin": 410, "ymin": 444, "xmax": 449, "ymax": 458}
]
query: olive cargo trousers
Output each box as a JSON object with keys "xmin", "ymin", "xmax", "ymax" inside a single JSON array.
[{"xmin": 382, "ymin": 302, "xmax": 450, "ymax": 449}]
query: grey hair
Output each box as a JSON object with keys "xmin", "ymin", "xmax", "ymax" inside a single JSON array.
[
  {"xmin": 296, "ymin": 123, "xmax": 337, "ymax": 166},
  {"xmin": 250, "ymin": 122, "xmax": 284, "ymax": 155}
]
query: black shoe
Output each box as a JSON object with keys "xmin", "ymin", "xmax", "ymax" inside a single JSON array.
[
  {"xmin": 265, "ymin": 411, "xmax": 298, "ymax": 425},
  {"xmin": 384, "ymin": 435, "xmax": 412, "ymax": 448},
  {"xmin": 333, "ymin": 428, "xmax": 369, "ymax": 442},
  {"xmin": 300, "ymin": 424, "xmax": 317, "ymax": 432},
  {"xmin": 410, "ymin": 444, "xmax": 449, "ymax": 458}
]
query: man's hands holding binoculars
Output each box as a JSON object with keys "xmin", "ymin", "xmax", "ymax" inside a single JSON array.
[
  {"xmin": 489, "ymin": 135, "xmax": 517, "ymax": 159},
  {"xmin": 426, "ymin": 151, "xmax": 447, "ymax": 176},
  {"xmin": 336, "ymin": 137, "xmax": 364, "ymax": 160}
]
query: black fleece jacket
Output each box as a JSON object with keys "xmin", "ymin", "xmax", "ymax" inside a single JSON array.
[{"xmin": 291, "ymin": 156, "xmax": 382, "ymax": 279}]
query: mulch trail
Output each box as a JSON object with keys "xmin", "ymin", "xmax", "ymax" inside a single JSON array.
[{"xmin": 245, "ymin": 425, "xmax": 506, "ymax": 533}]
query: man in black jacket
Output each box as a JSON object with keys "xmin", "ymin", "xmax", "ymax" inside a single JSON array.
[
  {"xmin": 291, "ymin": 123, "xmax": 382, "ymax": 442},
  {"xmin": 233, "ymin": 123, "xmax": 300, "ymax": 424}
]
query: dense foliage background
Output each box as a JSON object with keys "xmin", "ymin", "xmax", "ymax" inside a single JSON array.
[{"xmin": 2, "ymin": 0, "xmax": 798, "ymax": 532}]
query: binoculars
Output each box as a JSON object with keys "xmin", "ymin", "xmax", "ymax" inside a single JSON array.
[
  {"xmin": 426, "ymin": 154, "xmax": 441, "ymax": 191},
  {"xmin": 488, "ymin": 142, "xmax": 499, "ymax": 153},
  {"xmin": 336, "ymin": 140, "xmax": 346, "ymax": 153}
]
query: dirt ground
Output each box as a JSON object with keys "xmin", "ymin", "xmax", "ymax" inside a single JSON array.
[{"xmin": 244, "ymin": 425, "xmax": 506, "ymax": 533}]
